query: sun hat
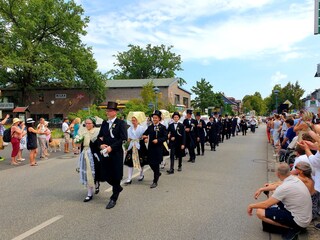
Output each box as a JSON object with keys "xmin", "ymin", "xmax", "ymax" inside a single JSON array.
[
  {"xmin": 12, "ymin": 118, "xmax": 21, "ymax": 125},
  {"xmin": 26, "ymin": 118, "xmax": 35, "ymax": 123}
]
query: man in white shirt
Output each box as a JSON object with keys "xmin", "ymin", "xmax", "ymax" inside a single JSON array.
[
  {"xmin": 247, "ymin": 163, "xmax": 312, "ymax": 240},
  {"xmin": 62, "ymin": 117, "xmax": 70, "ymax": 153}
]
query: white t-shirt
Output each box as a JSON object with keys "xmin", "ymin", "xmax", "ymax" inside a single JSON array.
[
  {"xmin": 308, "ymin": 151, "xmax": 320, "ymax": 192},
  {"xmin": 272, "ymin": 175, "xmax": 312, "ymax": 228},
  {"xmin": 62, "ymin": 122, "xmax": 70, "ymax": 133}
]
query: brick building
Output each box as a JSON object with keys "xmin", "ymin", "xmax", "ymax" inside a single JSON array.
[
  {"xmin": 105, "ymin": 78, "xmax": 191, "ymax": 109},
  {"xmin": 0, "ymin": 78, "xmax": 191, "ymax": 121}
]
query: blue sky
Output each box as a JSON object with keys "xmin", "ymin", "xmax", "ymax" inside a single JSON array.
[{"xmin": 75, "ymin": 0, "xmax": 320, "ymax": 100}]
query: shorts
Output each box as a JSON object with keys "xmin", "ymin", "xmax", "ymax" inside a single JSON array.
[
  {"xmin": 64, "ymin": 133, "xmax": 70, "ymax": 143},
  {"xmin": 265, "ymin": 206, "xmax": 302, "ymax": 229}
]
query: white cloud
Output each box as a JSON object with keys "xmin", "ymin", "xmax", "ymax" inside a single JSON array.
[
  {"xmin": 271, "ymin": 71, "xmax": 288, "ymax": 86},
  {"xmin": 79, "ymin": 0, "xmax": 313, "ymax": 71}
]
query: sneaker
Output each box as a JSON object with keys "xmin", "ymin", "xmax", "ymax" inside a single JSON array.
[
  {"xmin": 315, "ymin": 223, "xmax": 320, "ymax": 230},
  {"xmin": 281, "ymin": 228, "xmax": 301, "ymax": 240}
]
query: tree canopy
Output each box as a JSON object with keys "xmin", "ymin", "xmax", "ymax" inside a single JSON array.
[
  {"xmin": 191, "ymin": 78, "xmax": 223, "ymax": 113},
  {"xmin": 264, "ymin": 81, "xmax": 304, "ymax": 113},
  {"xmin": 0, "ymin": 0, "xmax": 106, "ymax": 104},
  {"xmin": 108, "ymin": 44, "xmax": 185, "ymax": 85},
  {"xmin": 242, "ymin": 92, "xmax": 266, "ymax": 116}
]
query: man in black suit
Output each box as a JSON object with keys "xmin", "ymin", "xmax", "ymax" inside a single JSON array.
[
  {"xmin": 183, "ymin": 109, "xmax": 198, "ymax": 163},
  {"xmin": 195, "ymin": 112, "xmax": 206, "ymax": 156},
  {"xmin": 167, "ymin": 112, "xmax": 185, "ymax": 173},
  {"xmin": 142, "ymin": 110, "xmax": 167, "ymax": 188},
  {"xmin": 207, "ymin": 115, "xmax": 218, "ymax": 151},
  {"xmin": 97, "ymin": 101, "xmax": 127, "ymax": 209}
]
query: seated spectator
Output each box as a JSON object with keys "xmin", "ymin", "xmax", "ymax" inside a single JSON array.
[
  {"xmin": 247, "ymin": 163, "xmax": 312, "ymax": 240},
  {"xmin": 298, "ymin": 131, "xmax": 320, "ymax": 229},
  {"xmin": 291, "ymin": 145, "xmax": 312, "ymax": 173},
  {"xmin": 277, "ymin": 119, "xmax": 296, "ymax": 158},
  {"xmin": 293, "ymin": 162, "xmax": 318, "ymax": 220}
]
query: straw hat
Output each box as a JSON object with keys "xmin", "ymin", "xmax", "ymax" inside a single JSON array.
[{"xmin": 12, "ymin": 118, "xmax": 21, "ymax": 125}]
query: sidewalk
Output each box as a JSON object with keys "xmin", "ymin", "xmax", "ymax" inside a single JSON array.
[{"xmin": 267, "ymin": 142, "xmax": 320, "ymax": 240}]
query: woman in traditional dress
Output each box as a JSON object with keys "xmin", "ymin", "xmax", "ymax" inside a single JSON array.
[
  {"xmin": 78, "ymin": 117, "xmax": 100, "ymax": 202},
  {"xmin": 124, "ymin": 115, "xmax": 147, "ymax": 184}
]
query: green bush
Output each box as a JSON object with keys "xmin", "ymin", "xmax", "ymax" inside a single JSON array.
[
  {"xmin": 51, "ymin": 128, "xmax": 64, "ymax": 138},
  {"xmin": 68, "ymin": 104, "xmax": 106, "ymax": 121}
]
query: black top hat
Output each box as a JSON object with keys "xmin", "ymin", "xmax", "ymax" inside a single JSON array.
[
  {"xmin": 186, "ymin": 109, "xmax": 192, "ymax": 115},
  {"xmin": 152, "ymin": 110, "xmax": 162, "ymax": 120},
  {"xmin": 171, "ymin": 111, "xmax": 180, "ymax": 119},
  {"xmin": 195, "ymin": 112, "xmax": 201, "ymax": 117},
  {"xmin": 106, "ymin": 101, "xmax": 119, "ymax": 111}
]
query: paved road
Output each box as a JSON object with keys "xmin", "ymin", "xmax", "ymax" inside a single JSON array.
[{"xmin": 1, "ymin": 126, "xmax": 276, "ymax": 240}]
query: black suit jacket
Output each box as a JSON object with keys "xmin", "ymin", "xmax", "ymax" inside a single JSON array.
[
  {"xmin": 97, "ymin": 118, "xmax": 127, "ymax": 181},
  {"xmin": 143, "ymin": 123, "xmax": 167, "ymax": 165},
  {"xmin": 183, "ymin": 118, "xmax": 198, "ymax": 148}
]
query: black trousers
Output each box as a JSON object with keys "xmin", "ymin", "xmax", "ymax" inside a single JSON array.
[
  {"xmin": 187, "ymin": 146, "xmax": 196, "ymax": 160},
  {"xmin": 210, "ymin": 142, "xmax": 216, "ymax": 150},
  {"xmin": 150, "ymin": 163, "xmax": 161, "ymax": 183},
  {"xmin": 106, "ymin": 178, "xmax": 122, "ymax": 201},
  {"xmin": 169, "ymin": 147, "xmax": 182, "ymax": 170},
  {"xmin": 196, "ymin": 141, "xmax": 205, "ymax": 154}
]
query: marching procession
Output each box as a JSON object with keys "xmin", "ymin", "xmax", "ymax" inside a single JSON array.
[{"xmin": 77, "ymin": 101, "xmax": 254, "ymax": 209}]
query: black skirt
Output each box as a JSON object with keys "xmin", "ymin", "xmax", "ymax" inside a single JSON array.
[{"xmin": 124, "ymin": 141, "xmax": 148, "ymax": 167}]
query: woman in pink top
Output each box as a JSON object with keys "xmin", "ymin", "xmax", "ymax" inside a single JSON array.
[{"xmin": 10, "ymin": 118, "xmax": 23, "ymax": 166}]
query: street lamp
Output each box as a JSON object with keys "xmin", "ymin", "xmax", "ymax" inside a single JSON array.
[
  {"xmin": 153, "ymin": 86, "xmax": 160, "ymax": 110},
  {"xmin": 273, "ymin": 90, "xmax": 280, "ymax": 113}
]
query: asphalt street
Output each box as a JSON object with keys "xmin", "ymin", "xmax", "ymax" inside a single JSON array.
[{"xmin": 0, "ymin": 126, "xmax": 277, "ymax": 240}]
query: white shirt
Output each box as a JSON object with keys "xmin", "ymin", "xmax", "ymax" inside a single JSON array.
[
  {"xmin": 62, "ymin": 122, "xmax": 69, "ymax": 133},
  {"xmin": 308, "ymin": 151, "xmax": 320, "ymax": 192},
  {"xmin": 272, "ymin": 175, "xmax": 312, "ymax": 228},
  {"xmin": 127, "ymin": 125, "xmax": 146, "ymax": 150}
]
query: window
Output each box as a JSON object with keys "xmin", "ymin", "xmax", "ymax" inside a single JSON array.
[
  {"xmin": 183, "ymin": 97, "xmax": 189, "ymax": 108},
  {"xmin": 174, "ymin": 94, "xmax": 180, "ymax": 104}
]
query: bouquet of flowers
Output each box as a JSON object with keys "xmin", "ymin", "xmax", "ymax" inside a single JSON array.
[
  {"xmin": 74, "ymin": 135, "xmax": 84, "ymax": 144},
  {"xmin": 122, "ymin": 140, "xmax": 129, "ymax": 151}
]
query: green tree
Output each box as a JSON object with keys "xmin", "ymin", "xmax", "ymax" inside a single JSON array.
[
  {"xmin": 68, "ymin": 104, "xmax": 107, "ymax": 121},
  {"xmin": 0, "ymin": 0, "xmax": 106, "ymax": 104},
  {"xmin": 191, "ymin": 78, "xmax": 223, "ymax": 113},
  {"xmin": 108, "ymin": 44, "xmax": 185, "ymax": 85},
  {"xmin": 242, "ymin": 92, "xmax": 266, "ymax": 115},
  {"xmin": 265, "ymin": 82, "xmax": 304, "ymax": 114}
]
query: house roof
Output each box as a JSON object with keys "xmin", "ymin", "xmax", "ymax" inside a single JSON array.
[
  {"xmin": 13, "ymin": 106, "xmax": 29, "ymax": 112},
  {"xmin": 106, "ymin": 78, "xmax": 178, "ymax": 88},
  {"xmin": 221, "ymin": 95, "xmax": 237, "ymax": 105}
]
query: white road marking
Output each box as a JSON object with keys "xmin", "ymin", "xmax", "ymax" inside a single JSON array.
[{"xmin": 11, "ymin": 215, "xmax": 64, "ymax": 240}]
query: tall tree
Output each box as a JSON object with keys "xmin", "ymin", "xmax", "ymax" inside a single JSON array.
[
  {"xmin": 191, "ymin": 78, "xmax": 223, "ymax": 113},
  {"xmin": 242, "ymin": 93, "xmax": 266, "ymax": 115},
  {"xmin": 0, "ymin": 0, "xmax": 106, "ymax": 104},
  {"xmin": 108, "ymin": 44, "xmax": 185, "ymax": 85}
]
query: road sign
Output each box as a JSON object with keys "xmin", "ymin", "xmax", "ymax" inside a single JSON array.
[{"xmin": 283, "ymin": 100, "xmax": 292, "ymax": 108}]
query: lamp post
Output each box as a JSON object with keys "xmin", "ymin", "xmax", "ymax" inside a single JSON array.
[
  {"xmin": 153, "ymin": 86, "xmax": 160, "ymax": 110},
  {"xmin": 273, "ymin": 90, "xmax": 280, "ymax": 113}
]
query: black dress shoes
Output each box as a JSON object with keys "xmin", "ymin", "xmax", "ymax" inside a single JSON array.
[
  {"xmin": 95, "ymin": 182, "xmax": 100, "ymax": 194},
  {"xmin": 138, "ymin": 175, "xmax": 144, "ymax": 181},
  {"xmin": 83, "ymin": 195, "xmax": 93, "ymax": 202},
  {"xmin": 191, "ymin": 160, "xmax": 195, "ymax": 163},
  {"xmin": 201, "ymin": 152, "xmax": 204, "ymax": 155},
  {"xmin": 177, "ymin": 167, "xmax": 182, "ymax": 171},
  {"xmin": 106, "ymin": 199, "xmax": 117, "ymax": 209},
  {"xmin": 187, "ymin": 159, "xmax": 192, "ymax": 162},
  {"xmin": 167, "ymin": 169, "xmax": 174, "ymax": 174},
  {"xmin": 150, "ymin": 182, "xmax": 158, "ymax": 188}
]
